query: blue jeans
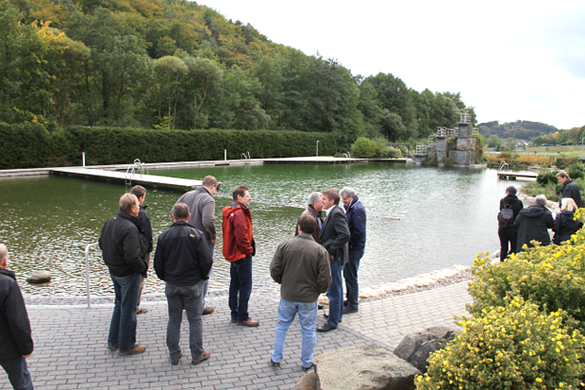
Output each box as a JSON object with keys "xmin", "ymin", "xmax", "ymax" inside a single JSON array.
[
  {"xmin": 271, "ymin": 298, "xmax": 318, "ymax": 368},
  {"xmin": 326, "ymin": 257, "xmax": 345, "ymax": 328},
  {"xmin": 0, "ymin": 358, "xmax": 33, "ymax": 390},
  {"xmin": 343, "ymin": 247, "xmax": 364, "ymax": 310},
  {"xmin": 229, "ymin": 255, "xmax": 253, "ymax": 322},
  {"xmin": 107, "ymin": 272, "xmax": 140, "ymax": 352},
  {"xmin": 165, "ymin": 281, "xmax": 205, "ymax": 361},
  {"xmin": 202, "ymin": 243, "xmax": 214, "ymax": 308}
]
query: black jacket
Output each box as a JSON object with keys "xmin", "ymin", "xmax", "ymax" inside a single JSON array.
[
  {"xmin": 553, "ymin": 211, "xmax": 583, "ymax": 244},
  {"xmin": 319, "ymin": 205, "xmax": 350, "ymax": 263},
  {"xmin": 0, "ymin": 268, "xmax": 33, "ymax": 359},
  {"xmin": 99, "ymin": 209, "xmax": 148, "ymax": 277},
  {"xmin": 561, "ymin": 179, "xmax": 582, "ymax": 208},
  {"xmin": 154, "ymin": 221, "xmax": 213, "ymax": 286},
  {"xmin": 295, "ymin": 205, "xmax": 323, "ymax": 242},
  {"xmin": 516, "ymin": 204, "xmax": 555, "ymax": 250},
  {"xmin": 138, "ymin": 205, "xmax": 153, "ymax": 253},
  {"xmin": 499, "ymin": 194, "xmax": 524, "ymax": 229}
]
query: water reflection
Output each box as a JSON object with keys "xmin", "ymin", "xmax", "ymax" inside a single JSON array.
[{"xmin": 0, "ymin": 164, "xmax": 510, "ymax": 297}]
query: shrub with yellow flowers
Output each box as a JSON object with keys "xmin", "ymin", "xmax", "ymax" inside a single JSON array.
[
  {"xmin": 416, "ymin": 297, "xmax": 584, "ymax": 390},
  {"xmin": 467, "ymin": 214, "xmax": 585, "ymax": 333}
]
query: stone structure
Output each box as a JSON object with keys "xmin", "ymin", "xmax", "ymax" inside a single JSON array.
[
  {"xmin": 311, "ymin": 344, "xmax": 420, "ymax": 390},
  {"xmin": 26, "ymin": 270, "xmax": 52, "ymax": 284},
  {"xmin": 393, "ymin": 326, "xmax": 461, "ymax": 373}
]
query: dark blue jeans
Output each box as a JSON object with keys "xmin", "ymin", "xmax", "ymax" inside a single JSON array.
[
  {"xmin": 326, "ymin": 257, "xmax": 345, "ymax": 328},
  {"xmin": 498, "ymin": 227, "xmax": 519, "ymax": 261},
  {"xmin": 107, "ymin": 272, "xmax": 140, "ymax": 352},
  {"xmin": 229, "ymin": 255, "xmax": 253, "ymax": 322},
  {"xmin": 343, "ymin": 247, "xmax": 364, "ymax": 310},
  {"xmin": 165, "ymin": 281, "xmax": 204, "ymax": 361},
  {"xmin": 0, "ymin": 358, "xmax": 33, "ymax": 390}
]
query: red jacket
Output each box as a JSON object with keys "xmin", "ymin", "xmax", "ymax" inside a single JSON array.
[{"xmin": 222, "ymin": 201, "xmax": 253, "ymax": 262}]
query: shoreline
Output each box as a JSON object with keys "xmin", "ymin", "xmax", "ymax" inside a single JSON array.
[{"xmin": 23, "ymin": 265, "xmax": 472, "ymax": 306}]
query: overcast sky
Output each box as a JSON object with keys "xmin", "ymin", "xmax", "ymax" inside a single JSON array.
[{"xmin": 197, "ymin": 0, "xmax": 584, "ymax": 130}]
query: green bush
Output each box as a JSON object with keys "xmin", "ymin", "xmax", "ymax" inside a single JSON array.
[
  {"xmin": 0, "ymin": 124, "xmax": 337, "ymax": 168},
  {"xmin": 416, "ymin": 296, "xmax": 585, "ymax": 390},
  {"xmin": 497, "ymin": 151, "xmax": 512, "ymax": 159},
  {"xmin": 351, "ymin": 137, "xmax": 378, "ymax": 158},
  {"xmin": 536, "ymin": 171, "xmax": 559, "ymax": 186}
]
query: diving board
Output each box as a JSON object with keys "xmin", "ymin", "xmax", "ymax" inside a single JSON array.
[{"xmin": 50, "ymin": 167, "xmax": 201, "ymax": 191}]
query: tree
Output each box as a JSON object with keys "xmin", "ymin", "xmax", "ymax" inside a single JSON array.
[
  {"xmin": 181, "ymin": 56, "xmax": 222, "ymax": 129},
  {"xmin": 506, "ymin": 137, "xmax": 516, "ymax": 152},
  {"xmin": 487, "ymin": 134, "xmax": 502, "ymax": 149},
  {"xmin": 154, "ymin": 55, "xmax": 188, "ymax": 128}
]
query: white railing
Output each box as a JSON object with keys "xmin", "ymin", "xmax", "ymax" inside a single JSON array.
[
  {"xmin": 460, "ymin": 113, "xmax": 472, "ymax": 123},
  {"xmin": 85, "ymin": 242, "xmax": 100, "ymax": 308},
  {"xmin": 415, "ymin": 145, "xmax": 428, "ymax": 155},
  {"xmin": 125, "ymin": 159, "xmax": 147, "ymax": 189}
]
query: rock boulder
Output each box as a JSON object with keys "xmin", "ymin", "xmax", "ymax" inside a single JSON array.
[
  {"xmin": 394, "ymin": 326, "xmax": 460, "ymax": 373},
  {"xmin": 314, "ymin": 344, "xmax": 420, "ymax": 390}
]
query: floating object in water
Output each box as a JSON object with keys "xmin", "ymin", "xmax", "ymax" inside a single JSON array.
[
  {"xmin": 27, "ymin": 271, "xmax": 52, "ymax": 284},
  {"xmin": 383, "ymin": 216, "xmax": 401, "ymax": 220}
]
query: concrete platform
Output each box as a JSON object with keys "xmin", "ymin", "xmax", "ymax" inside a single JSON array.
[{"xmin": 0, "ymin": 282, "xmax": 471, "ymax": 389}]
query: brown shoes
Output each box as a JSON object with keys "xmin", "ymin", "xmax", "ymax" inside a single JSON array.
[
  {"xmin": 202, "ymin": 306, "xmax": 214, "ymax": 315},
  {"xmin": 191, "ymin": 349, "xmax": 211, "ymax": 365},
  {"xmin": 237, "ymin": 318, "xmax": 260, "ymax": 327},
  {"xmin": 118, "ymin": 344, "xmax": 146, "ymax": 356}
]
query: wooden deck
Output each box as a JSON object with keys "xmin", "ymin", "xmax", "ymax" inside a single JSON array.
[
  {"xmin": 497, "ymin": 171, "xmax": 538, "ymax": 180},
  {"xmin": 49, "ymin": 167, "xmax": 201, "ymax": 191}
]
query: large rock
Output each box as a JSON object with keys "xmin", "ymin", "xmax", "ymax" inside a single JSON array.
[
  {"xmin": 294, "ymin": 371, "xmax": 318, "ymax": 390},
  {"xmin": 26, "ymin": 271, "xmax": 52, "ymax": 284},
  {"xmin": 394, "ymin": 326, "xmax": 460, "ymax": 373},
  {"xmin": 314, "ymin": 344, "xmax": 420, "ymax": 390}
]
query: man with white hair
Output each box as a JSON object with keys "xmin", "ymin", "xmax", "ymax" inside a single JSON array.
[
  {"xmin": 515, "ymin": 194, "xmax": 555, "ymax": 251},
  {"xmin": 0, "ymin": 244, "xmax": 34, "ymax": 390},
  {"xmin": 340, "ymin": 187, "xmax": 366, "ymax": 314},
  {"xmin": 295, "ymin": 192, "xmax": 324, "ymax": 242}
]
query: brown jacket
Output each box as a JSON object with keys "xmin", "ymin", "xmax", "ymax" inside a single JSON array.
[
  {"xmin": 270, "ymin": 234, "xmax": 331, "ymax": 302},
  {"xmin": 295, "ymin": 205, "xmax": 323, "ymax": 242}
]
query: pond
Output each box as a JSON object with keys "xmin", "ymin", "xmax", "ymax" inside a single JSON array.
[{"xmin": 0, "ymin": 163, "xmax": 511, "ymax": 297}]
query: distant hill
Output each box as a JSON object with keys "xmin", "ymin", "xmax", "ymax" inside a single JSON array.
[{"xmin": 479, "ymin": 120, "xmax": 559, "ymax": 141}]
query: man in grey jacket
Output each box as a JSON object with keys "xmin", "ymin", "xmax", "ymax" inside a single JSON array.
[
  {"xmin": 175, "ymin": 175, "xmax": 218, "ymax": 315},
  {"xmin": 269, "ymin": 215, "xmax": 331, "ymax": 371}
]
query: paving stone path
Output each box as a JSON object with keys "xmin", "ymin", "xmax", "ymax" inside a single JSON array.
[{"xmin": 0, "ymin": 282, "xmax": 471, "ymax": 390}]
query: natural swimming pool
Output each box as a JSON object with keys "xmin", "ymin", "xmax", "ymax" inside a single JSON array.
[{"xmin": 0, "ymin": 163, "xmax": 511, "ymax": 297}]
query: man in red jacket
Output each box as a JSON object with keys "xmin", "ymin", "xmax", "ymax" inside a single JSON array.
[
  {"xmin": 0, "ymin": 244, "xmax": 34, "ymax": 390},
  {"xmin": 222, "ymin": 185, "xmax": 259, "ymax": 327}
]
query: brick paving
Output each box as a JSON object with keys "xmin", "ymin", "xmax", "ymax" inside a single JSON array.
[{"xmin": 0, "ymin": 282, "xmax": 471, "ymax": 389}]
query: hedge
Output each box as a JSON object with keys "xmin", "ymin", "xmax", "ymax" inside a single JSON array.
[{"xmin": 0, "ymin": 123, "xmax": 337, "ymax": 168}]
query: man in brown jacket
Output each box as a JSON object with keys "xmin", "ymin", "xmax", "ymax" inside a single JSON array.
[{"xmin": 269, "ymin": 214, "xmax": 331, "ymax": 371}]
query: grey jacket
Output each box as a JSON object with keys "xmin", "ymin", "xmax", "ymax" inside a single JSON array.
[
  {"xmin": 319, "ymin": 205, "xmax": 350, "ymax": 264},
  {"xmin": 176, "ymin": 186, "xmax": 216, "ymax": 243},
  {"xmin": 270, "ymin": 234, "xmax": 331, "ymax": 302}
]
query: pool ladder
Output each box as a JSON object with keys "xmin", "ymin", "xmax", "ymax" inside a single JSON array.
[{"xmin": 125, "ymin": 159, "xmax": 148, "ymax": 190}]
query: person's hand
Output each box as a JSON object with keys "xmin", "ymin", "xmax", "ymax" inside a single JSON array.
[
  {"xmin": 330, "ymin": 255, "xmax": 334, "ymax": 260},
  {"xmin": 23, "ymin": 353, "xmax": 32, "ymax": 358},
  {"xmin": 210, "ymin": 239, "xmax": 216, "ymax": 244}
]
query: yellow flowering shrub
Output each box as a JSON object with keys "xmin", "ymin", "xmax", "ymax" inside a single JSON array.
[
  {"xmin": 467, "ymin": 218, "xmax": 585, "ymax": 331},
  {"xmin": 416, "ymin": 297, "xmax": 585, "ymax": 389}
]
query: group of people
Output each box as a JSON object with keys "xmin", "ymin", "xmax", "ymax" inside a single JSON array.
[
  {"xmin": 498, "ymin": 171, "xmax": 583, "ymax": 260},
  {"xmin": 97, "ymin": 177, "xmax": 367, "ymax": 371}
]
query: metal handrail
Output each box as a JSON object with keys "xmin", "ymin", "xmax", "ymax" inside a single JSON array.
[
  {"xmin": 241, "ymin": 151, "xmax": 251, "ymax": 160},
  {"xmin": 85, "ymin": 242, "xmax": 100, "ymax": 308},
  {"xmin": 499, "ymin": 161, "xmax": 509, "ymax": 171},
  {"xmin": 125, "ymin": 159, "xmax": 147, "ymax": 189}
]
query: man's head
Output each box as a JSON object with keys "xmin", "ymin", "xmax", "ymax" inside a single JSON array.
[
  {"xmin": 120, "ymin": 193, "xmax": 140, "ymax": 217},
  {"xmin": 535, "ymin": 194, "xmax": 548, "ymax": 206},
  {"xmin": 171, "ymin": 202, "xmax": 190, "ymax": 222},
  {"xmin": 321, "ymin": 189, "xmax": 340, "ymax": 210},
  {"xmin": 0, "ymin": 244, "xmax": 7, "ymax": 269},
  {"xmin": 130, "ymin": 185, "xmax": 146, "ymax": 205},
  {"xmin": 308, "ymin": 192, "xmax": 323, "ymax": 212},
  {"xmin": 297, "ymin": 214, "xmax": 317, "ymax": 235},
  {"xmin": 557, "ymin": 171, "xmax": 570, "ymax": 185},
  {"xmin": 340, "ymin": 187, "xmax": 356, "ymax": 207},
  {"xmin": 233, "ymin": 185, "xmax": 251, "ymax": 206},
  {"xmin": 505, "ymin": 186, "xmax": 517, "ymax": 197},
  {"xmin": 202, "ymin": 176, "xmax": 219, "ymax": 195}
]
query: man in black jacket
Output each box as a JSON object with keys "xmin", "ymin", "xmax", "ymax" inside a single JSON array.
[
  {"xmin": 99, "ymin": 193, "xmax": 147, "ymax": 356},
  {"xmin": 0, "ymin": 244, "xmax": 34, "ymax": 390},
  {"xmin": 317, "ymin": 189, "xmax": 350, "ymax": 332},
  {"xmin": 498, "ymin": 186, "xmax": 524, "ymax": 260},
  {"xmin": 557, "ymin": 171, "xmax": 582, "ymax": 209},
  {"xmin": 154, "ymin": 203, "xmax": 213, "ymax": 366},
  {"xmin": 130, "ymin": 185, "xmax": 153, "ymax": 315}
]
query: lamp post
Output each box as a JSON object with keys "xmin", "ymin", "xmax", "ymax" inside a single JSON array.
[{"xmin": 316, "ymin": 140, "xmax": 319, "ymax": 157}]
